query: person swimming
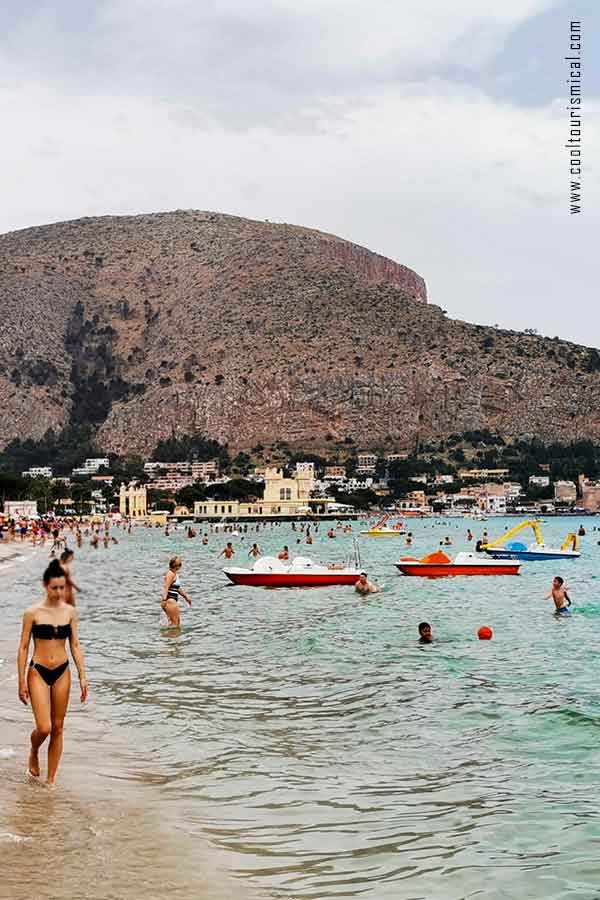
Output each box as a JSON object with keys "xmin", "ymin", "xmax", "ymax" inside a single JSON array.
[
  {"xmin": 544, "ymin": 576, "xmax": 572, "ymax": 615},
  {"xmin": 418, "ymin": 622, "xmax": 433, "ymax": 643}
]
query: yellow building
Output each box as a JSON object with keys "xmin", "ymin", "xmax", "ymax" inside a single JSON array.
[
  {"xmin": 119, "ymin": 483, "xmax": 147, "ymax": 518},
  {"xmin": 194, "ymin": 463, "xmax": 338, "ymax": 519}
]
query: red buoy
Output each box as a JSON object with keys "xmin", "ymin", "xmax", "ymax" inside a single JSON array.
[{"xmin": 477, "ymin": 625, "xmax": 493, "ymax": 640}]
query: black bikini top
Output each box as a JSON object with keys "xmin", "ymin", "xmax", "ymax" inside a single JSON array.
[{"xmin": 32, "ymin": 622, "xmax": 72, "ymax": 640}]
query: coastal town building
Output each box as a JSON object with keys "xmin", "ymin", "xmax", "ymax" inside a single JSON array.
[
  {"xmin": 356, "ymin": 453, "xmax": 377, "ymax": 474},
  {"xmin": 146, "ymin": 474, "xmax": 195, "ymax": 492},
  {"xmin": 72, "ymin": 458, "xmax": 110, "ymax": 477},
  {"xmin": 22, "ymin": 466, "xmax": 53, "ymax": 478},
  {"xmin": 194, "ymin": 463, "xmax": 340, "ymax": 520},
  {"xmin": 458, "ymin": 468, "xmax": 510, "ymax": 481},
  {"xmin": 119, "ymin": 484, "xmax": 148, "ymax": 518},
  {"xmin": 3, "ymin": 500, "xmax": 38, "ymax": 517},
  {"xmin": 406, "ymin": 490, "xmax": 426, "ymax": 507},
  {"xmin": 192, "ymin": 460, "xmax": 219, "ymax": 481},
  {"xmin": 324, "ymin": 466, "xmax": 346, "ymax": 480},
  {"xmin": 579, "ymin": 475, "xmax": 600, "ymax": 512},
  {"xmin": 503, "ymin": 482, "xmax": 523, "ymax": 499},
  {"xmin": 144, "ymin": 460, "xmax": 220, "ymax": 488},
  {"xmin": 554, "ymin": 480, "xmax": 577, "ymax": 503},
  {"xmin": 478, "ymin": 493, "xmax": 507, "ymax": 515},
  {"xmin": 529, "ymin": 475, "xmax": 550, "ymax": 488}
]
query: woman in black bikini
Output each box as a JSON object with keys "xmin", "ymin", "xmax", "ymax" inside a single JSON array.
[{"xmin": 17, "ymin": 559, "xmax": 87, "ymax": 786}]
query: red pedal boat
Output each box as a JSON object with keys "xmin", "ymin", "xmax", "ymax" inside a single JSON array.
[
  {"xmin": 396, "ymin": 550, "xmax": 521, "ymax": 578},
  {"xmin": 224, "ymin": 555, "xmax": 363, "ymax": 588}
]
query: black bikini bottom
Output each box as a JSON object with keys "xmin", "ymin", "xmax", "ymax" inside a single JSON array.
[{"xmin": 30, "ymin": 660, "xmax": 69, "ymax": 687}]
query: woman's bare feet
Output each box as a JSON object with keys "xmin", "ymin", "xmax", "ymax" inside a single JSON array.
[{"xmin": 28, "ymin": 747, "xmax": 40, "ymax": 778}]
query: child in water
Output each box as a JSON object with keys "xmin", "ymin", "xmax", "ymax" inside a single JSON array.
[{"xmin": 544, "ymin": 576, "xmax": 572, "ymax": 616}]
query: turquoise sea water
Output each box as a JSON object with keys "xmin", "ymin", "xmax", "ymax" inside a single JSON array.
[{"xmin": 2, "ymin": 516, "xmax": 600, "ymax": 899}]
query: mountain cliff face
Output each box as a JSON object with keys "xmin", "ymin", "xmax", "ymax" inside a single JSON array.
[{"xmin": 1, "ymin": 210, "xmax": 599, "ymax": 454}]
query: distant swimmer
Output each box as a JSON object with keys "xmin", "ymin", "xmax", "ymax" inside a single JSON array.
[
  {"xmin": 219, "ymin": 542, "xmax": 235, "ymax": 559},
  {"xmin": 59, "ymin": 549, "xmax": 81, "ymax": 607},
  {"xmin": 248, "ymin": 543, "xmax": 261, "ymax": 558},
  {"xmin": 306, "ymin": 532, "xmax": 313, "ymax": 545},
  {"xmin": 405, "ymin": 533, "xmax": 413, "ymax": 546},
  {"xmin": 278, "ymin": 546, "xmax": 289, "ymax": 560},
  {"xmin": 354, "ymin": 572, "xmax": 380, "ymax": 595},
  {"xmin": 202, "ymin": 533, "xmax": 209, "ymax": 545},
  {"xmin": 418, "ymin": 622, "xmax": 433, "ymax": 644},
  {"xmin": 544, "ymin": 576, "xmax": 572, "ymax": 616},
  {"xmin": 466, "ymin": 529, "xmax": 473, "ymax": 541},
  {"xmin": 161, "ymin": 556, "xmax": 192, "ymax": 627},
  {"xmin": 578, "ymin": 525, "xmax": 586, "ymax": 537},
  {"xmin": 327, "ymin": 529, "xmax": 336, "ymax": 539},
  {"xmin": 17, "ymin": 559, "xmax": 87, "ymax": 787}
]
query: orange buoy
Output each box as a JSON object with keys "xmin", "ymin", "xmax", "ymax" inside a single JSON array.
[{"xmin": 477, "ymin": 625, "xmax": 493, "ymax": 640}]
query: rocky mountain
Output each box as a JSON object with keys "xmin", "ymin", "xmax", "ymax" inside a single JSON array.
[{"xmin": 1, "ymin": 210, "xmax": 599, "ymax": 455}]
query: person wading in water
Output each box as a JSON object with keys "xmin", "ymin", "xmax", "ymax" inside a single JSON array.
[{"xmin": 17, "ymin": 559, "xmax": 87, "ymax": 787}]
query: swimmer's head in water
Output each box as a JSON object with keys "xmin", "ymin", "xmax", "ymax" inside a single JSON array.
[
  {"xmin": 418, "ymin": 622, "xmax": 432, "ymax": 642},
  {"xmin": 169, "ymin": 556, "xmax": 183, "ymax": 571}
]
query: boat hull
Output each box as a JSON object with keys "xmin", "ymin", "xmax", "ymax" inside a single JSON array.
[
  {"xmin": 396, "ymin": 563, "xmax": 520, "ymax": 577},
  {"xmin": 485, "ymin": 550, "xmax": 580, "ymax": 561},
  {"xmin": 225, "ymin": 571, "xmax": 361, "ymax": 587}
]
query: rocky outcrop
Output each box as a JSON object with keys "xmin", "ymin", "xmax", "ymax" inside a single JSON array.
[{"xmin": 0, "ymin": 210, "xmax": 599, "ymax": 454}]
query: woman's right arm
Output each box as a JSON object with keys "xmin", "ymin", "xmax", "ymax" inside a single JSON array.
[
  {"xmin": 162, "ymin": 571, "xmax": 175, "ymax": 601},
  {"xmin": 17, "ymin": 610, "xmax": 34, "ymax": 704}
]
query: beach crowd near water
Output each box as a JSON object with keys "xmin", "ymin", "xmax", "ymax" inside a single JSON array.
[{"xmin": 1, "ymin": 510, "xmax": 599, "ymax": 899}]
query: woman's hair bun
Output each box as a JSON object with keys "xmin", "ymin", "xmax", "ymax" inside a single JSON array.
[{"xmin": 43, "ymin": 558, "xmax": 67, "ymax": 585}]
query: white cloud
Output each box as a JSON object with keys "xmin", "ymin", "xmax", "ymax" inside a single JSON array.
[{"xmin": 0, "ymin": 0, "xmax": 598, "ymax": 346}]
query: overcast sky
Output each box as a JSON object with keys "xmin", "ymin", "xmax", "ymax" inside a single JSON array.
[{"xmin": 1, "ymin": 0, "xmax": 598, "ymax": 345}]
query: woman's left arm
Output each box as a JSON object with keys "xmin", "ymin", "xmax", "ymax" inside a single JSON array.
[{"xmin": 69, "ymin": 612, "xmax": 88, "ymax": 703}]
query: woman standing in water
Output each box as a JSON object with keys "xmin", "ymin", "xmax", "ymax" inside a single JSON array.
[
  {"xmin": 161, "ymin": 556, "xmax": 192, "ymax": 627},
  {"xmin": 59, "ymin": 548, "xmax": 81, "ymax": 606},
  {"xmin": 17, "ymin": 559, "xmax": 87, "ymax": 787}
]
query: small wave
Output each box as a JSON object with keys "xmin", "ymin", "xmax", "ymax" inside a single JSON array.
[
  {"xmin": 0, "ymin": 748, "xmax": 16, "ymax": 759},
  {"xmin": 0, "ymin": 832, "xmax": 32, "ymax": 844}
]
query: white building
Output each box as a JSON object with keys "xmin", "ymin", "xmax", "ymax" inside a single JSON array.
[
  {"xmin": 529, "ymin": 475, "xmax": 550, "ymax": 488},
  {"xmin": 143, "ymin": 460, "xmax": 219, "ymax": 483},
  {"xmin": 434, "ymin": 474, "xmax": 454, "ymax": 485},
  {"xmin": 22, "ymin": 466, "xmax": 53, "ymax": 478},
  {"xmin": 192, "ymin": 460, "xmax": 219, "ymax": 481},
  {"xmin": 503, "ymin": 482, "xmax": 524, "ymax": 499},
  {"xmin": 356, "ymin": 453, "xmax": 377, "ymax": 474},
  {"xmin": 2, "ymin": 500, "xmax": 38, "ymax": 517},
  {"xmin": 72, "ymin": 458, "xmax": 110, "ymax": 477},
  {"xmin": 146, "ymin": 474, "xmax": 195, "ymax": 492},
  {"xmin": 479, "ymin": 493, "xmax": 507, "ymax": 514}
]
